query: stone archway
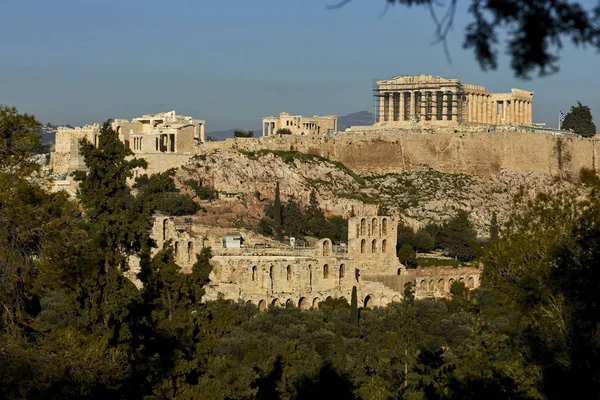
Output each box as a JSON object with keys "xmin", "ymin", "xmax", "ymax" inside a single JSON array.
[
  {"xmin": 467, "ymin": 277, "xmax": 475, "ymax": 288},
  {"xmin": 285, "ymin": 299, "xmax": 294, "ymax": 308},
  {"xmin": 298, "ymin": 297, "xmax": 309, "ymax": 310},
  {"xmin": 380, "ymin": 296, "xmax": 389, "ymax": 307},
  {"xmin": 364, "ymin": 295, "xmax": 374, "ymax": 308},
  {"xmin": 392, "ymin": 295, "xmax": 400, "ymax": 303},
  {"xmin": 271, "ymin": 298, "xmax": 280, "ymax": 307},
  {"xmin": 258, "ymin": 300, "xmax": 267, "ymax": 312},
  {"xmin": 312, "ymin": 297, "xmax": 320, "ymax": 309}
]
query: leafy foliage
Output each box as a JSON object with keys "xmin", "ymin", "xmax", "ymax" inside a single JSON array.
[
  {"xmin": 562, "ymin": 101, "xmax": 596, "ymax": 137},
  {"xmin": 234, "ymin": 129, "xmax": 254, "ymax": 138},
  {"xmin": 276, "ymin": 128, "xmax": 292, "ymax": 135}
]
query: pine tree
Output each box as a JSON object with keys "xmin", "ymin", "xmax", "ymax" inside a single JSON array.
[
  {"xmin": 562, "ymin": 101, "xmax": 596, "ymax": 137},
  {"xmin": 273, "ymin": 182, "xmax": 282, "ymax": 239},
  {"xmin": 490, "ymin": 212, "xmax": 499, "ymax": 240},
  {"xmin": 438, "ymin": 210, "xmax": 478, "ymax": 261},
  {"xmin": 349, "ymin": 286, "xmax": 359, "ymax": 326}
]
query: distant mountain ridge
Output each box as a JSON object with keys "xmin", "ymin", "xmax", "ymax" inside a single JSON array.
[
  {"xmin": 205, "ymin": 111, "xmax": 375, "ymax": 141},
  {"xmin": 337, "ymin": 111, "xmax": 375, "ymax": 131}
]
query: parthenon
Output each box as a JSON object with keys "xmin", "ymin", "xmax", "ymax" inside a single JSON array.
[{"xmin": 374, "ymin": 75, "xmax": 534, "ymax": 126}]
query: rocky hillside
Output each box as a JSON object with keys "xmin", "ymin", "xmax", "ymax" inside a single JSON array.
[{"xmin": 176, "ymin": 148, "xmax": 582, "ymax": 236}]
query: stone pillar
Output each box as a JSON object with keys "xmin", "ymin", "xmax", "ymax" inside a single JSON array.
[
  {"xmin": 485, "ymin": 96, "xmax": 492, "ymax": 124},
  {"xmin": 441, "ymin": 93, "xmax": 448, "ymax": 121},
  {"xmin": 200, "ymin": 123, "xmax": 205, "ymax": 143},
  {"xmin": 262, "ymin": 122, "xmax": 265, "ymax": 137},
  {"xmin": 510, "ymin": 100, "xmax": 516, "ymax": 125},
  {"xmin": 431, "ymin": 91, "xmax": 437, "ymax": 122},
  {"xmin": 451, "ymin": 91, "xmax": 458, "ymax": 122},
  {"xmin": 467, "ymin": 94, "xmax": 472, "ymax": 122},
  {"xmin": 399, "ymin": 92, "xmax": 405, "ymax": 122},
  {"xmin": 421, "ymin": 92, "xmax": 427, "ymax": 121},
  {"xmin": 409, "ymin": 91, "xmax": 415, "ymax": 121},
  {"xmin": 528, "ymin": 101, "xmax": 532, "ymax": 125}
]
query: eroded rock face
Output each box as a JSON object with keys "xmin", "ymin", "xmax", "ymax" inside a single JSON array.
[{"xmin": 175, "ymin": 149, "xmax": 581, "ymax": 237}]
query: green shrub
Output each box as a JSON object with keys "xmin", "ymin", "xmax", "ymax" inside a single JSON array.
[
  {"xmin": 158, "ymin": 192, "xmax": 199, "ymax": 216},
  {"xmin": 398, "ymin": 244, "xmax": 418, "ymax": 268},
  {"xmin": 580, "ymin": 167, "xmax": 600, "ymax": 187}
]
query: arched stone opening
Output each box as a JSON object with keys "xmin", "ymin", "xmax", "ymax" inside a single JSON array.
[
  {"xmin": 380, "ymin": 296, "xmax": 389, "ymax": 307},
  {"xmin": 269, "ymin": 265, "xmax": 274, "ymax": 291},
  {"xmin": 448, "ymin": 278, "xmax": 455, "ymax": 292},
  {"xmin": 325, "ymin": 296, "xmax": 333, "ymax": 302},
  {"xmin": 397, "ymin": 268, "xmax": 402, "ymax": 275},
  {"xmin": 162, "ymin": 218, "xmax": 168, "ymax": 241},
  {"xmin": 419, "ymin": 280, "xmax": 427, "ymax": 290},
  {"xmin": 371, "ymin": 239, "xmax": 377, "ymax": 253},
  {"xmin": 364, "ymin": 295, "xmax": 374, "ymax": 308},
  {"xmin": 392, "ymin": 295, "xmax": 400, "ymax": 303},
  {"xmin": 438, "ymin": 279, "xmax": 445, "ymax": 291},
  {"xmin": 298, "ymin": 297, "xmax": 309, "ymax": 310},
  {"xmin": 339, "ymin": 264, "xmax": 345, "ymax": 287},
  {"xmin": 323, "ymin": 264, "xmax": 329, "ymax": 279},
  {"xmin": 252, "ymin": 266, "xmax": 257, "ymax": 281},
  {"xmin": 187, "ymin": 241, "xmax": 193, "ymax": 263},
  {"xmin": 372, "ymin": 218, "xmax": 379, "ymax": 236},
  {"xmin": 382, "ymin": 239, "xmax": 387, "ymax": 253},
  {"xmin": 271, "ymin": 298, "xmax": 280, "ymax": 307},
  {"xmin": 174, "ymin": 241, "xmax": 179, "ymax": 259},
  {"xmin": 459, "ymin": 277, "xmax": 465, "ymax": 283},
  {"xmin": 382, "ymin": 218, "xmax": 388, "ymax": 235},
  {"xmin": 285, "ymin": 299, "xmax": 294, "ymax": 308},
  {"xmin": 361, "ymin": 239, "xmax": 366, "ymax": 254},
  {"xmin": 361, "ymin": 218, "xmax": 367, "ymax": 236},
  {"xmin": 308, "ymin": 264, "xmax": 313, "ymax": 290},
  {"xmin": 429, "ymin": 280, "xmax": 435, "ymax": 291},
  {"xmin": 286, "ymin": 265, "xmax": 292, "ymax": 281},
  {"xmin": 258, "ymin": 300, "xmax": 267, "ymax": 312},
  {"xmin": 312, "ymin": 297, "xmax": 320, "ymax": 309},
  {"xmin": 467, "ymin": 277, "xmax": 475, "ymax": 288}
]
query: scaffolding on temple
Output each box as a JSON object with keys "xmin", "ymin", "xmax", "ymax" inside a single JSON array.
[{"xmin": 372, "ymin": 76, "xmax": 468, "ymax": 124}]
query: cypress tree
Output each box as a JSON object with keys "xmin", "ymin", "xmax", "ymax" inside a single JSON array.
[
  {"xmin": 274, "ymin": 182, "xmax": 282, "ymax": 239},
  {"xmin": 490, "ymin": 212, "xmax": 499, "ymax": 240},
  {"xmin": 350, "ymin": 286, "xmax": 359, "ymax": 326}
]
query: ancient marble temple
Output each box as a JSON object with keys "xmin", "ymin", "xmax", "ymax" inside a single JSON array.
[{"xmin": 375, "ymin": 75, "xmax": 534, "ymax": 126}]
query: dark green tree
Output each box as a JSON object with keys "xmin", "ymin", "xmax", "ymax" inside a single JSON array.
[
  {"xmin": 0, "ymin": 105, "xmax": 41, "ymax": 173},
  {"xmin": 73, "ymin": 121, "xmax": 148, "ymax": 271},
  {"xmin": 490, "ymin": 212, "xmax": 499, "ymax": 240},
  {"xmin": 398, "ymin": 244, "xmax": 418, "ymax": 268},
  {"xmin": 562, "ymin": 101, "xmax": 596, "ymax": 137},
  {"xmin": 304, "ymin": 190, "xmax": 327, "ymax": 237},
  {"xmin": 282, "ymin": 196, "xmax": 304, "ymax": 238},
  {"xmin": 413, "ymin": 229, "xmax": 434, "ymax": 253},
  {"xmin": 349, "ymin": 286, "xmax": 359, "ymax": 326},
  {"xmin": 234, "ymin": 129, "xmax": 254, "ymax": 138},
  {"xmin": 273, "ymin": 182, "xmax": 282, "ymax": 239},
  {"xmin": 438, "ymin": 210, "xmax": 478, "ymax": 261}
]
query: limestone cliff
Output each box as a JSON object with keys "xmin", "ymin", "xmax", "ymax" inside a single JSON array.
[{"xmin": 175, "ymin": 148, "xmax": 581, "ymax": 237}]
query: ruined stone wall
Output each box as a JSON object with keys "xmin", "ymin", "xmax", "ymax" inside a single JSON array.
[
  {"xmin": 144, "ymin": 215, "xmax": 480, "ymax": 310},
  {"xmin": 207, "ymin": 128, "xmax": 598, "ymax": 177}
]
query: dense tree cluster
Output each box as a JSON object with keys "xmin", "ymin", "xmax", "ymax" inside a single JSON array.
[
  {"xmin": 397, "ymin": 210, "xmax": 479, "ymax": 262},
  {"xmin": 562, "ymin": 101, "xmax": 597, "ymax": 137},
  {"xmin": 2, "ymin": 106, "xmax": 600, "ymax": 398},
  {"xmin": 259, "ymin": 188, "xmax": 348, "ymax": 244}
]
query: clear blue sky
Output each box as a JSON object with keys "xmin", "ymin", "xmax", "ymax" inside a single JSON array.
[{"xmin": 1, "ymin": 0, "xmax": 598, "ymax": 130}]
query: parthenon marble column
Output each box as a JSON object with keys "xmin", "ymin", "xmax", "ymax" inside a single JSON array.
[
  {"xmin": 409, "ymin": 91, "xmax": 415, "ymax": 121},
  {"xmin": 399, "ymin": 92, "xmax": 405, "ymax": 121}
]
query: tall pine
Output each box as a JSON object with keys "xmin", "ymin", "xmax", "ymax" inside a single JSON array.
[{"xmin": 349, "ymin": 286, "xmax": 359, "ymax": 326}]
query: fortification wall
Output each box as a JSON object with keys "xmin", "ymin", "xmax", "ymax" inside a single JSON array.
[{"xmin": 207, "ymin": 129, "xmax": 598, "ymax": 177}]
